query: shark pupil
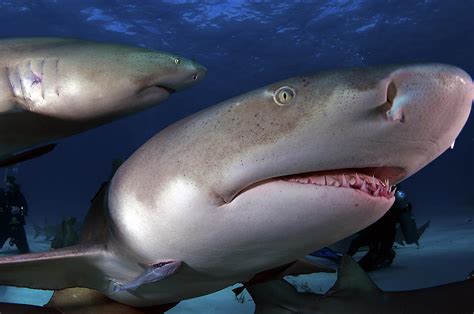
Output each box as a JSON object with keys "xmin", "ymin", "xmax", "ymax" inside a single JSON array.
[{"xmin": 274, "ymin": 86, "xmax": 296, "ymax": 106}]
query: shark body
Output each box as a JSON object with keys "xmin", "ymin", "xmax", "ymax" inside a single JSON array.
[
  {"xmin": 0, "ymin": 37, "xmax": 206, "ymax": 166},
  {"xmin": 0, "ymin": 63, "xmax": 470, "ymax": 310}
]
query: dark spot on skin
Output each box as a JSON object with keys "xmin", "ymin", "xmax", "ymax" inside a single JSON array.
[{"xmin": 355, "ymin": 204, "xmax": 359, "ymax": 207}]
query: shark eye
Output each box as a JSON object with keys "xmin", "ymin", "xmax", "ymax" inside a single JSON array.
[
  {"xmin": 174, "ymin": 58, "xmax": 181, "ymax": 65},
  {"xmin": 273, "ymin": 86, "xmax": 296, "ymax": 106}
]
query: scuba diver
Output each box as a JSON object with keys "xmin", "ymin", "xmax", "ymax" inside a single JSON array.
[
  {"xmin": 0, "ymin": 175, "xmax": 30, "ymax": 254},
  {"xmin": 347, "ymin": 184, "xmax": 419, "ymax": 271}
]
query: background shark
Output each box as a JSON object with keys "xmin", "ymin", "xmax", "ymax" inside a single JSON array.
[
  {"xmin": 247, "ymin": 256, "xmax": 473, "ymax": 313},
  {"xmin": 0, "ymin": 38, "xmax": 206, "ymax": 166}
]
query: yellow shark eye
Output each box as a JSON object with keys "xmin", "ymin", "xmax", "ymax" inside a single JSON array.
[
  {"xmin": 273, "ymin": 86, "xmax": 296, "ymax": 106},
  {"xmin": 174, "ymin": 58, "xmax": 181, "ymax": 65}
]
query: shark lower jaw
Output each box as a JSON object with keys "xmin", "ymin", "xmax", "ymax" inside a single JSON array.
[{"xmin": 227, "ymin": 166, "xmax": 405, "ymax": 204}]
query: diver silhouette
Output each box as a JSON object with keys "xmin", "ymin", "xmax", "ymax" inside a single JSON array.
[
  {"xmin": 0, "ymin": 175, "xmax": 30, "ymax": 254},
  {"xmin": 347, "ymin": 184, "xmax": 418, "ymax": 271}
]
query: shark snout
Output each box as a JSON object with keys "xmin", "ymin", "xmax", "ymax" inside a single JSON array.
[
  {"xmin": 170, "ymin": 62, "xmax": 207, "ymax": 92},
  {"xmin": 383, "ymin": 64, "xmax": 472, "ymax": 124}
]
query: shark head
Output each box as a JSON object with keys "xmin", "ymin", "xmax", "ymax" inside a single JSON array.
[
  {"xmin": 2, "ymin": 38, "xmax": 206, "ymax": 122},
  {"xmin": 108, "ymin": 63, "xmax": 471, "ymax": 291}
]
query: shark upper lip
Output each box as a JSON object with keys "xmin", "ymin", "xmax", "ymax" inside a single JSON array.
[{"xmin": 226, "ymin": 166, "xmax": 405, "ymax": 204}]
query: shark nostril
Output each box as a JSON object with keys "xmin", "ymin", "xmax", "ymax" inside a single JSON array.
[
  {"xmin": 386, "ymin": 81, "xmax": 397, "ymax": 105},
  {"xmin": 380, "ymin": 81, "xmax": 404, "ymax": 122}
]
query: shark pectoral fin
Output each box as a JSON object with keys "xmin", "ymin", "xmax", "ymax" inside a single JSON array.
[
  {"xmin": 331, "ymin": 255, "xmax": 382, "ymax": 294},
  {"xmin": 0, "ymin": 143, "xmax": 57, "ymax": 167},
  {"xmin": 0, "ymin": 244, "xmax": 109, "ymax": 291},
  {"xmin": 113, "ymin": 260, "xmax": 182, "ymax": 292},
  {"xmin": 46, "ymin": 287, "xmax": 179, "ymax": 314}
]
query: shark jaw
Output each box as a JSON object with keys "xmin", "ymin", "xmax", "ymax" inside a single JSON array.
[{"xmin": 227, "ymin": 166, "xmax": 404, "ymax": 204}]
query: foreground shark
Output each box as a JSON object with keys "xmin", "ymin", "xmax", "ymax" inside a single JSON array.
[
  {"xmin": 0, "ymin": 63, "xmax": 471, "ymax": 310},
  {"xmin": 247, "ymin": 255, "xmax": 474, "ymax": 313},
  {"xmin": 0, "ymin": 37, "xmax": 206, "ymax": 166}
]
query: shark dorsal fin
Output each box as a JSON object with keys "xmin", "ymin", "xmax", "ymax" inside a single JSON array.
[{"xmin": 331, "ymin": 255, "xmax": 381, "ymax": 294}]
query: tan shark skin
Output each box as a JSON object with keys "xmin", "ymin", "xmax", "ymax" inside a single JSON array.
[
  {"xmin": 0, "ymin": 64, "xmax": 471, "ymax": 308},
  {"xmin": 0, "ymin": 37, "xmax": 206, "ymax": 162},
  {"xmin": 247, "ymin": 256, "xmax": 474, "ymax": 314}
]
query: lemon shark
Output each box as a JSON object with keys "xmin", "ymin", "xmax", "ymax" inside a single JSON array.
[
  {"xmin": 0, "ymin": 37, "xmax": 206, "ymax": 166},
  {"xmin": 247, "ymin": 255, "xmax": 474, "ymax": 313},
  {"xmin": 0, "ymin": 63, "xmax": 471, "ymax": 311}
]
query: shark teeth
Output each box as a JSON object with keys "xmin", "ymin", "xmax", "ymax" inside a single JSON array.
[{"xmin": 282, "ymin": 171, "xmax": 396, "ymax": 199}]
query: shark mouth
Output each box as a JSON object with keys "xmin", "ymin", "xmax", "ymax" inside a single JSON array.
[
  {"xmin": 228, "ymin": 167, "xmax": 404, "ymax": 203},
  {"xmin": 156, "ymin": 85, "xmax": 176, "ymax": 94},
  {"xmin": 281, "ymin": 168, "xmax": 398, "ymax": 199}
]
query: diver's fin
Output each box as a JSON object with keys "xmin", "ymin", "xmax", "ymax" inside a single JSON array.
[
  {"xmin": 112, "ymin": 260, "xmax": 182, "ymax": 292},
  {"xmin": 46, "ymin": 287, "xmax": 179, "ymax": 313},
  {"xmin": 416, "ymin": 220, "xmax": 431, "ymax": 239},
  {"xmin": 394, "ymin": 225, "xmax": 405, "ymax": 246},
  {"xmin": 0, "ymin": 244, "xmax": 110, "ymax": 290},
  {"xmin": 330, "ymin": 255, "xmax": 382, "ymax": 294},
  {"xmin": 233, "ymin": 259, "xmax": 335, "ymax": 296},
  {"xmin": 0, "ymin": 143, "xmax": 57, "ymax": 167}
]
